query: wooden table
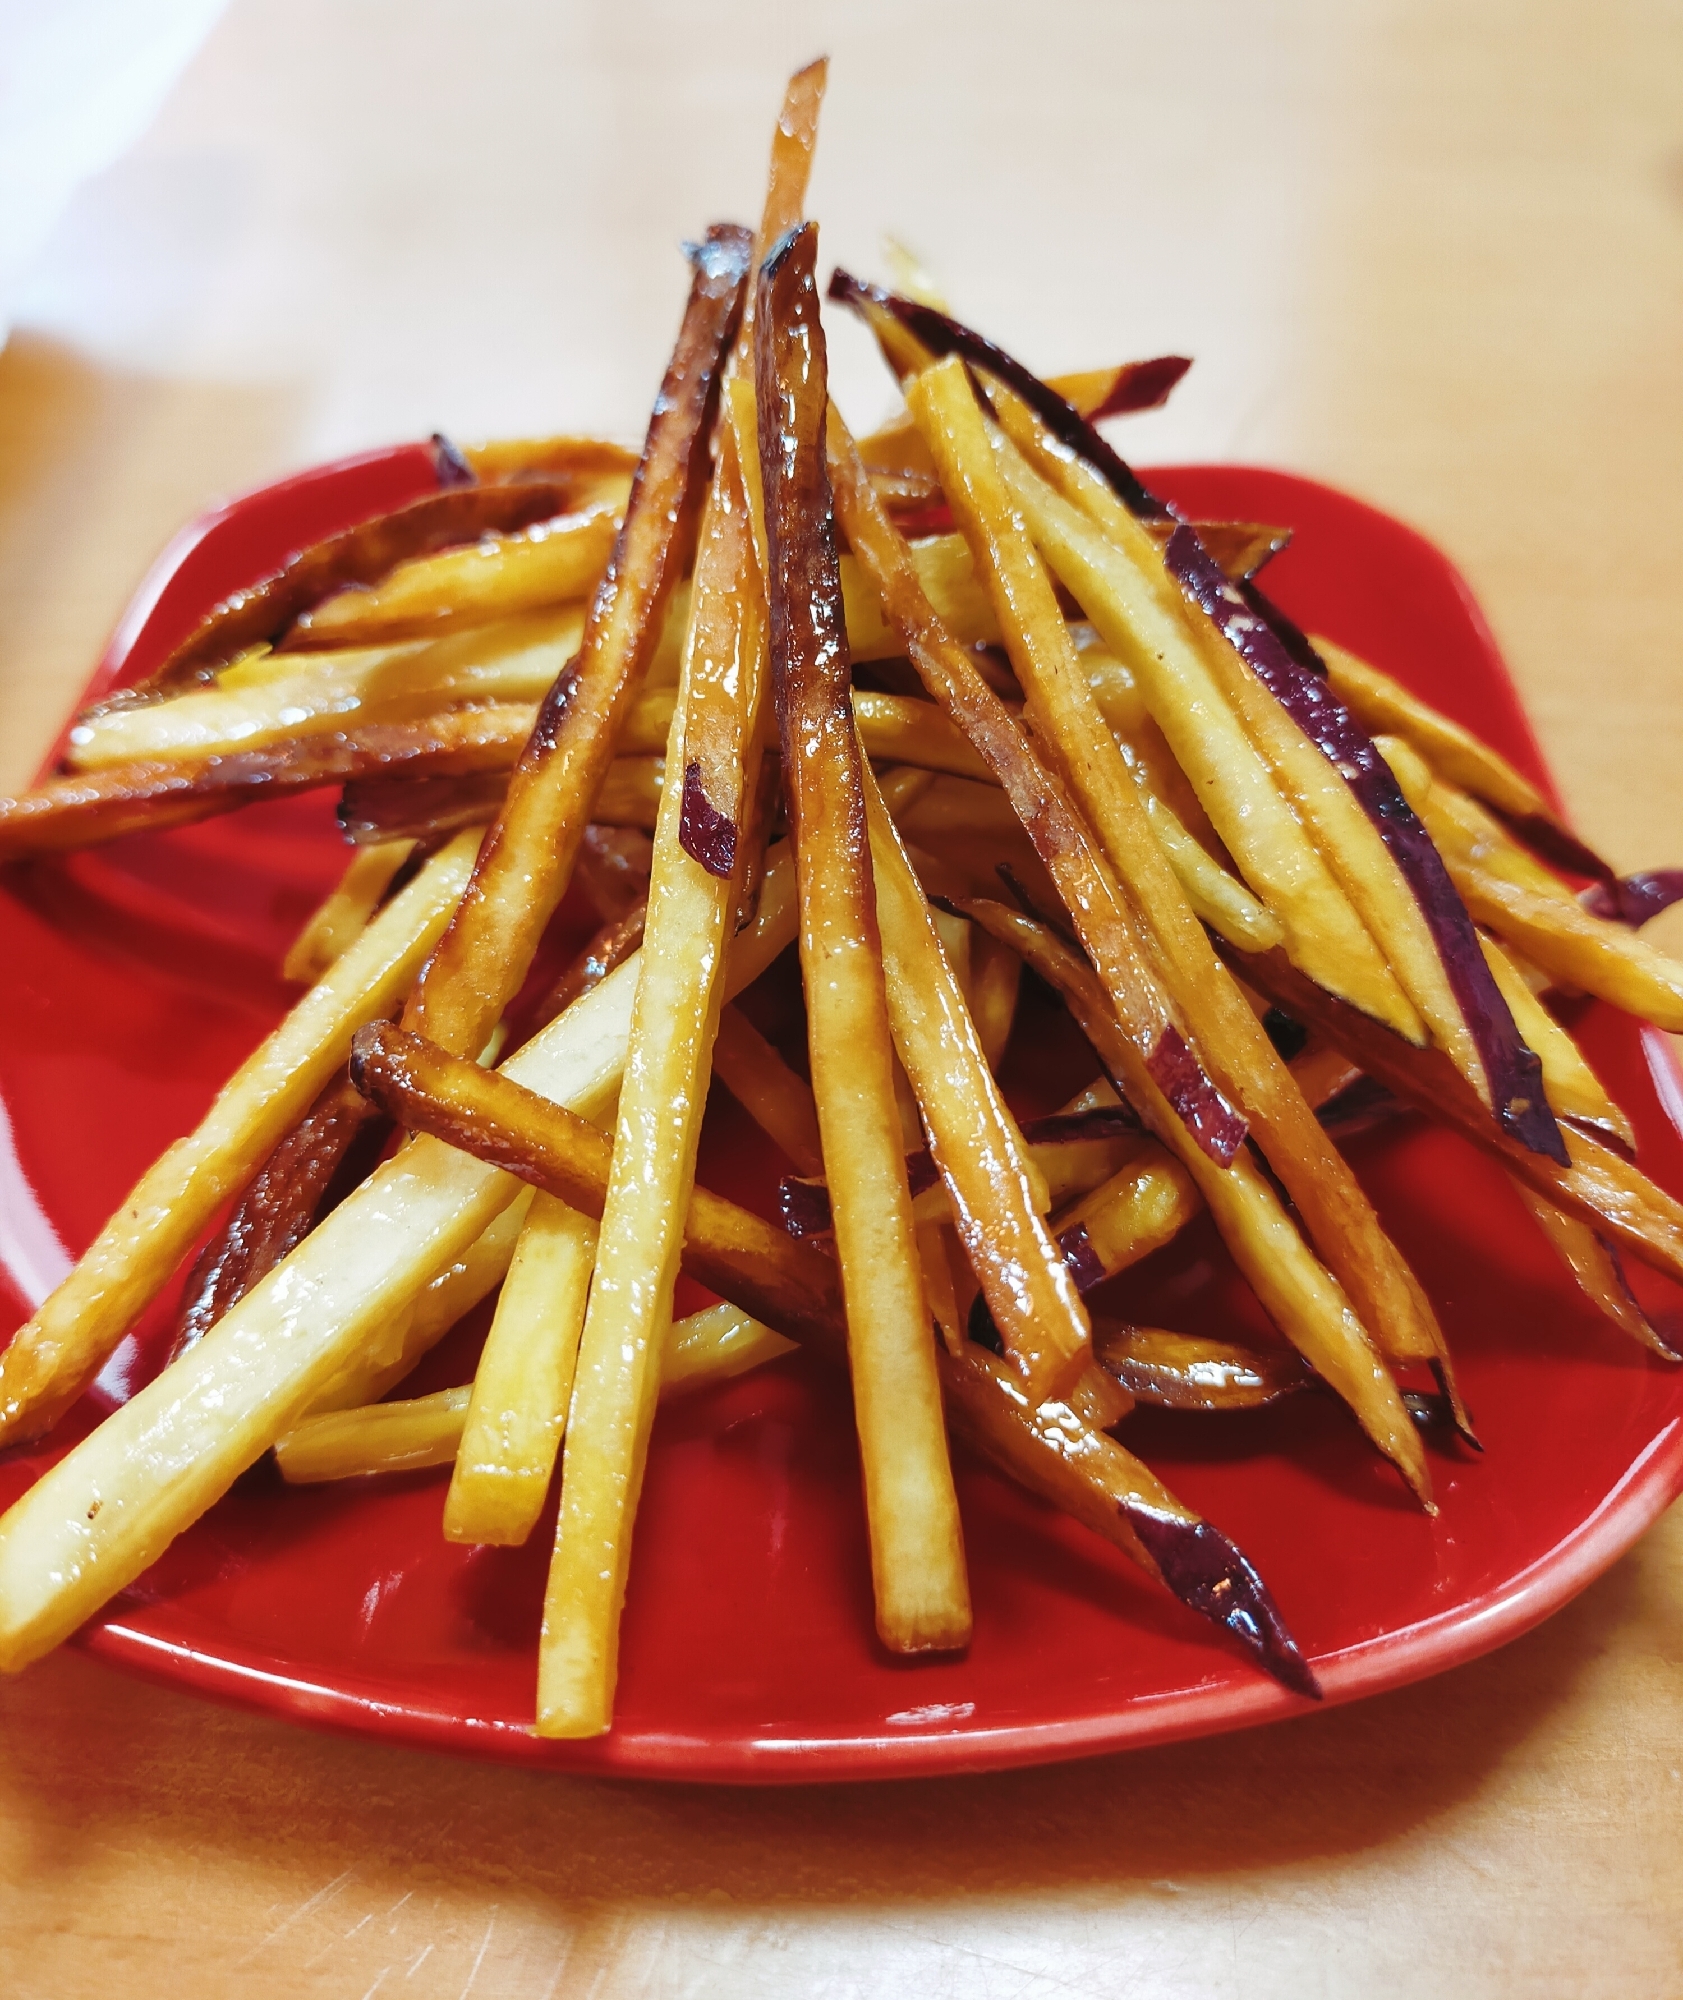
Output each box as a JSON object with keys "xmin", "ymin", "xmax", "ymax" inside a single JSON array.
[{"xmin": 3, "ymin": 4, "xmax": 1682, "ymax": 1991}]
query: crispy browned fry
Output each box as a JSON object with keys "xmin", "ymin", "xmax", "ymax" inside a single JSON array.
[
  {"xmin": 1095, "ymin": 1322, "xmax": 1307, "ymax": 1411},
  {"xmin": 710, "ymin": 1004, "xmax": 823, "ymax": 1174},
  {"xmin": 168, "ymin": 1068, "xmax": 387, "ymax": 1362},
  {"xmin": 288, "ymin": 504, "xmax": 624, "ymax": 648},
  {"xmin": 862, "ymin": 753, "xmax": 1092, "ymax": 1400},
  {"xmin": 828, "ymin": 396, "xmax": 1452, "ymax": 1385},
  {"xmin": 337, "ymin": 753, "xmax": 663, "ymax": 846},
  {"xmin": 1510, "ymin": 1183, "xmax": 1679, "ymax": 1359},
  {"xmin": 1225, "ymin": 937, "xmax": 1683, "ymax": 1288},
  {"xmin": 757, "ymin": 221, "xmax": 968, "ymax": 1652},
  {"xmin": 347, "ymin": 1021, "xmax": 1316, "ymax": 1695},
  {"xmin": 283, "ymin": 838, "xmax": 416, "ymax": 984},
  {"xmin": 85, "ymin": 482, "xmax": 583, "ymax": 715},
  {"xmin": 967, "ymin": 898, "xmax": 1431, "ymax": 1503},
  {"xmin": 528, "ymin": 901, "xmax": 648, "ymax": 1035},
  {"xmin": 0, "ymin": 705, "xmax": 534, "ymax": 862},
  {"xmin": 405, "ymin": 226, "xmax": 753, "ymax": 1059}
]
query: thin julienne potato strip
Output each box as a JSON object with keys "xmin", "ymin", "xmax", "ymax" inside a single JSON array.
[
  {"xmin": 840, "ymin": 538, "xmax": 1000, "ymax": 659},
  {"xmin": 1508, "ymin": 1189, "xmax": 1679, "ymax": 1359},
  {"xmin": 405, "ymin": 224, "xmax": 753, "ymax": 1060},
  {"xmin": 0, "ymin": 829, "xmax": 482, "ymax": 1450},
  {"xmin": 441, "ymin": 1191, "xmax": 598, "ymax": 1547},
  {"xmin": 346, "ymin": 1025, "xmax": 1316, "ymax": 1696},
  {"xmin": 832, "ymin": 395, "xmax": 1450, "ymax": 1382},
  {"xmin": 711, "ymin": 1004, "xmax": 824, "ymax": 1174},
  {"xmin": 860, "ymin": 751, "xmax": 1092, "ymax": 1399},
  {"xmin": 980, "ymin": 411, "xmax": 1421, "ymax": 1039},
  {"xmin": 0, "ymin": 851, "xmax": 801, "ymax": 1671},
  {"xmin": 539, "ymin": 427, "xmax": 770, "ymax": 1739},
  {"xmin": 289, "ymin": 502, "xmax": 624, "ymax": 648},
  {"xmin": 963, "ymin": 897, "xmax": 1432, "ymax": 1505},
  {"xmin": 1384, "ymin": 736, "xmax": 1683, "ymax": 1030},
  {"xmin": 757, "ymin": 221, "xmax": 968, "ymax": 1653},
  {"xmin": 67, "ymin": 608, "xmax": 586, "ymax": 768},
  {"xmin": 278, "ymin": 1303, "xmax": 798, "ymax": 1486},
  {"xmin": 283, "ymin": 837, "xmax": 416, "ymax": 983},
  {"xmin": 968, "ymin": 928, "xmax": 1022, "ymax": 1068},
  {"xmin": 1480, "ymin": 935, "xmax": 1634, "ymax": 1148}
]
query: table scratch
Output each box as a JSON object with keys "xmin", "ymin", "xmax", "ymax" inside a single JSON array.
[{"xmin": 236, "ymin": 1867, "xmax": 354, "ymax": 1964}]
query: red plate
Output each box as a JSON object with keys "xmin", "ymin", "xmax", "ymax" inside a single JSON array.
[{"xmin": 3, "ymin": 451, "xmax": 1682, "ymax": 1782}]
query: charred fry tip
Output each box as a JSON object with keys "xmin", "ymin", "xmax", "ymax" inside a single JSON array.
[
  {"xmin": 1125, "ymin": 1507, "xmax": 1322, "ymax": 1700},
  {"xmin": 429, "ymin": 433, "xmax": 477, "ymax": 488},
  {"xmin": 1427, "ymin": 1358, "xmax": 1484, "ymax": 1450}
]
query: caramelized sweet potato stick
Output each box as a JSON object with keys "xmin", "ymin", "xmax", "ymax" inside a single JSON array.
[
  {"xmin": 710, "ymin": 1004, "xmax": 823, "ymax": 1175},
  {"xmin": 539, "ymin": 423, "xmax": 773, "ymax": 1737},
  {"xmin": 0, "ymin": 855, "xmax": 801, "ymax": 1672},
  {"xmin": 964, "ymin": 898, "xmax": 1431, "ymax": 1504},
  {"xmin": 405, "ymin": 226, "xmax": 753, "ymax": 1059},
  {"xmin": 840, "ymin": 537, "xmax": 1001, "ymax": 659},
  {"xmin": 83, "ymin": 479, "xmax": 587, "ymax": 713},
  {"xmin": 756, "ymin": 221, "xmax": 969, "ymax": 1654},
  {"xmin": 1511, "ymin": 1190, "xmax": 1680, "ymax": 1358},
  {"xmin": 1095, "ymin": 1323, "xmax": 1307, "ymax": 1411},
  {"xmin": 67, "ymin": 609, "xmax": 586, "ymax": 768},
  {"xmin": 1223, "ymin": 936, "xmax": 1683, "ymax": 1288},
  {"xmin": 1052, "ymin": 1146, "xmax": 1202, "ymax": 1294},
  {"xmin": 461, "ymin": 436, "xmax": 639, "ymax": 487},
  {"xmin": 442, "ymin": 1191, "xmax": 597, "ymax": 1547},
  {"xmin": 337, "ymin": 753, "xmax": 663, "ymax": 846},
  {"xmin": 284, "ymin": 838, "xmax": 417, "ymax": 985},
  {"xmin": 0, "ymin": 830, "xmax": 482, "ymax": 1448},
  {"xmin": 830, "ymin": 396, "xmax": 1452, "ymax": 1385},
  {"xmin": 0, "ymin": 705, "xmax": 536, "ymax": 862},
  {"xmin": 968, "ymin": 927, "xmax": 1022, "ymax": 1068},
  {"xmin": 288, "ymin": 502, "xmax": 624, "ymax": 647},
  {"xmin": 1480, "ymin": 936, "xmax": 1634, "ymax": 1149},
  {"xmin": 861, "ymin": 753, "xmax": 1092, "ymax": 1398},
  {"xmin": 344, "ymin": 1024, "xmax": 1316, "ymax": 1697}
]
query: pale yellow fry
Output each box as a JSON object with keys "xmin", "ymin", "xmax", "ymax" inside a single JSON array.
[
  {"xmin": 711, "ymin": 1004, "xmax": 823, "ymax": 1175},
  {"xmin": 442, "ymin": 1192, "xmax": 598, "ymax": 1547},
  {"xmin": 0, "ymin": 830, "xmax": 482, "ymax": 1449},
  {"xmin": 277, "ymin": 1302, "xmax": 798, "ymax": 1484},
  {"xmin": 283, "ymin": 837, "xmax": 417, "ymax": 984},
  {"xmin": 276, "ymin": 1386, "xmax": 473, "ymax": 1483},
  {"xmin": 539, "ymin": 435, "xmax": 767, "ymax": 1739},
  {"xmin": 1481, "ymin": 936, "xmax": 1634, "ymax": 1148},
  {"xmin": 65, "ymin": 610, "xmax": 585, "ymax": 769},
  {"xmin": 983, "ymin": 397, "xmax": 1414, "ymax": 1028},
  {"xmin": 862, "ymin": 755, "xmax": 1090, "ymax": 1399},
  {"xmin": 840, "ymin": 537, "xmax": 1001, "ymax": 661},
  {"xmin": 0, "ymin": 852, "xmax": 799, "ymax": 1673},
  {"xmin": 292, "ymin": 503, "xmax": 625, "ymax": 647}
]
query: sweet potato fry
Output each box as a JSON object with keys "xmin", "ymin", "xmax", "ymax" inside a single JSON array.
[
  {"xmin": 343, "ymin": 1023, "xmax": 1316, "ymax": 1695},
  {"xmin": 1481, "ymin": 935, "xmax": 1634, "ymax": 1149},
  {"xmin": 861, "ymin": 754, "xmax": 1092, "ymax": 1399},
  {"xmin": 405, "ymin": 224, "xmax": 753, "ymax": 1060},
  {"xmin": 337, "ymin": 754, "xmax": 664, "ymax": 846},
  {"xmin": 283, "ymin": 838, "xmax": 416, "ymax": 984},
  {"xmin": 755, "ymin": 221, "xmax": 969, "ymax": 1655},
  {"xmin": 1052, "ymin": 1145, "xmax": 1202, "ymax": 1294},
  {"xmin": 0, "ymin": 829, "xmax": 481, "ymax": 1448},
  {"xmin": 1095, "ymin": 1323, "xmax": 1306, "ymax": 1411},
  {"xmin": 710, "ymin": 1004, "xmax": 823, "ymax": 1174},
  {"xmin": 1509, "ymin": 1185, "xmax": 1679, "ymax": 1359},
  {"xmin": 461, "ymin": 436, "xmax": 638, "ymax": 489},
  {"xmin": 288, "ymin": 504, "xmax": 624, "ymax": 648}
]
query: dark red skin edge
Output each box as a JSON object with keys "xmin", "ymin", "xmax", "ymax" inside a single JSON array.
[
  {"xmin": 1582, "ymin": 868, "xmax": 1683, "ymax": 928},
  {"xmin": 678, "ymin": 758, "xmax": 738, "ymax": 879},
  {"xmin": 1085, "ymin": 354, "xmax": 1193, "ymax": 420},
  {"xmin": 1144, "ymin": 1023, "xmax": 1247, "ymax": 1168},
  {"xmin": 833, "ymin": 275, "xmax": 1568, "ymax": 1169}
]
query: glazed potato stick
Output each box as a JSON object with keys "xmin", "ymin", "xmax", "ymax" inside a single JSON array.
[
  {"xmin": 968, "ymin": 928, "xmax": 1022, "ymax": 1068},
  {"xmin": 711, "ymin": 1004, "xmax": 824, "ymax": 1175},
  {"xmin": 861, "ymin": 754, "xmax": 1093, "ymax": 1400},
  {"xmin": 540, "ymin": 426, "xmax": 770, "ymax": 1738},
  {"xmin": 66, "ymin": 609, "xmax": 585, "ymax": 768},
  {"xmin": 1481, "ymin": 936, "xmax": 1634, "ymax": 1149},
  {"xmin": 283, "ymin": 838, "xmax": 417, "ymax": 984},
  {"xmin": 1385, "ymin": 737, "xmax": 1683, "ymax": 1030},
  {"xmin": 345, "ymin": 1024, "xmax": 1315, "ymax": 1696},
  {"xmin": 887, "ymin": 366, "xmax": 1450, "ymax": 1380},
  {"xmin": 661, "ymin": 1301, "xmax": 796, "ymax": 1392},
  {"xmin": 441, "ymin": 1192, "xmax": 598, "ymax": 1547},
  {"xmin": 1509, "ymin": 1190, "xmax": 1678, "ymax": 1358},
  {"xmin": 966, "ymin": 898, "xmax": 1431, "ymax": 1504},
  {"xmin": 1095, "ymin": 1323, "xmax": 1306, "ymax": 1412},
  {"xmin": 0, "ymin": 854, "xmax": 801, "ymax": 1670},
  {"xmin": 1053, "ymin": 1146, "xmax": 1202, "ymax": 1294},
  {"xmin": 757, "ymin": 223, "xmax": 969, "ymax": 1654},
  {"xmin": 289, "ymin": 502, "xmax": 624, "ymax": 647},
  {"xmin": 406, "ymin": 225, "xmax": 753, "ymax": 1060},
  {"xmin": 0, "ymin": 829, "xmax": 482, "ymax": 1449},
  {"xmin": 839, "ymin": 538, "xmax": 1001, "ymax": 660},
  {"xmin": 339, "ymin": 751, "xmax": 666, "ymax": 847},
  {"xmin": 461, "ymin": 435, "xmax": 639, "ymax": 488}
]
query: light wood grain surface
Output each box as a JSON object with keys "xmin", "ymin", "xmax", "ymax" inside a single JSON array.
[{"xmin": 3, "ymin": 3, "xmax": 1683, "ymax": 1993}]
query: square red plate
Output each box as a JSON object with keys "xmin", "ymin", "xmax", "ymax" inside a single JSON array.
[{"xmin": 3, "ymin": 449, "xmax": 1681, "ymax": 1782}]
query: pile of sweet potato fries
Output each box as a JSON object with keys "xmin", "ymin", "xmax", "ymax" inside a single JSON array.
[{"xmin": 3, "ymin": 61, "xmax": 1682, "ymax": 1734}]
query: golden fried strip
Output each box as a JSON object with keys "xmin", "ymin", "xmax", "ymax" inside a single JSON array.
[
  {"xmin": 862, "ymin": 754, "xmax": 1091, "ymax": 1399},
  {"xmin": 966, "ymin": 898, "xmax": 1431, "ymax": 1504},
  {"xmin": 405, "ymin": 225, "xmax": 753, "ymax": 1059},
  {"xmin": 1095, "ymin": 1323, "xmax": 1306, "ymax": 1411},
  {"xmin": 757, "ymin": 222, "xmax": 968, "ymax": 1653},
  {"xmin": 1510, "ymin": 1185, "xmax": 1678, "ymax": 1359},
  {"xmin": 710, "ymin": 1004, "xmax": 823, "ymax": 1175},
  {"xmin": 1481, "ymin": 935, "xmax": 1634, "ymax": 1148},
  {"xmin": 0, "ymin": 830, "xmax": 481, "ymax": 1448},
  {"xmin": 283, "ymin": 838, "xmax": 416, "ymax": 984}
]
